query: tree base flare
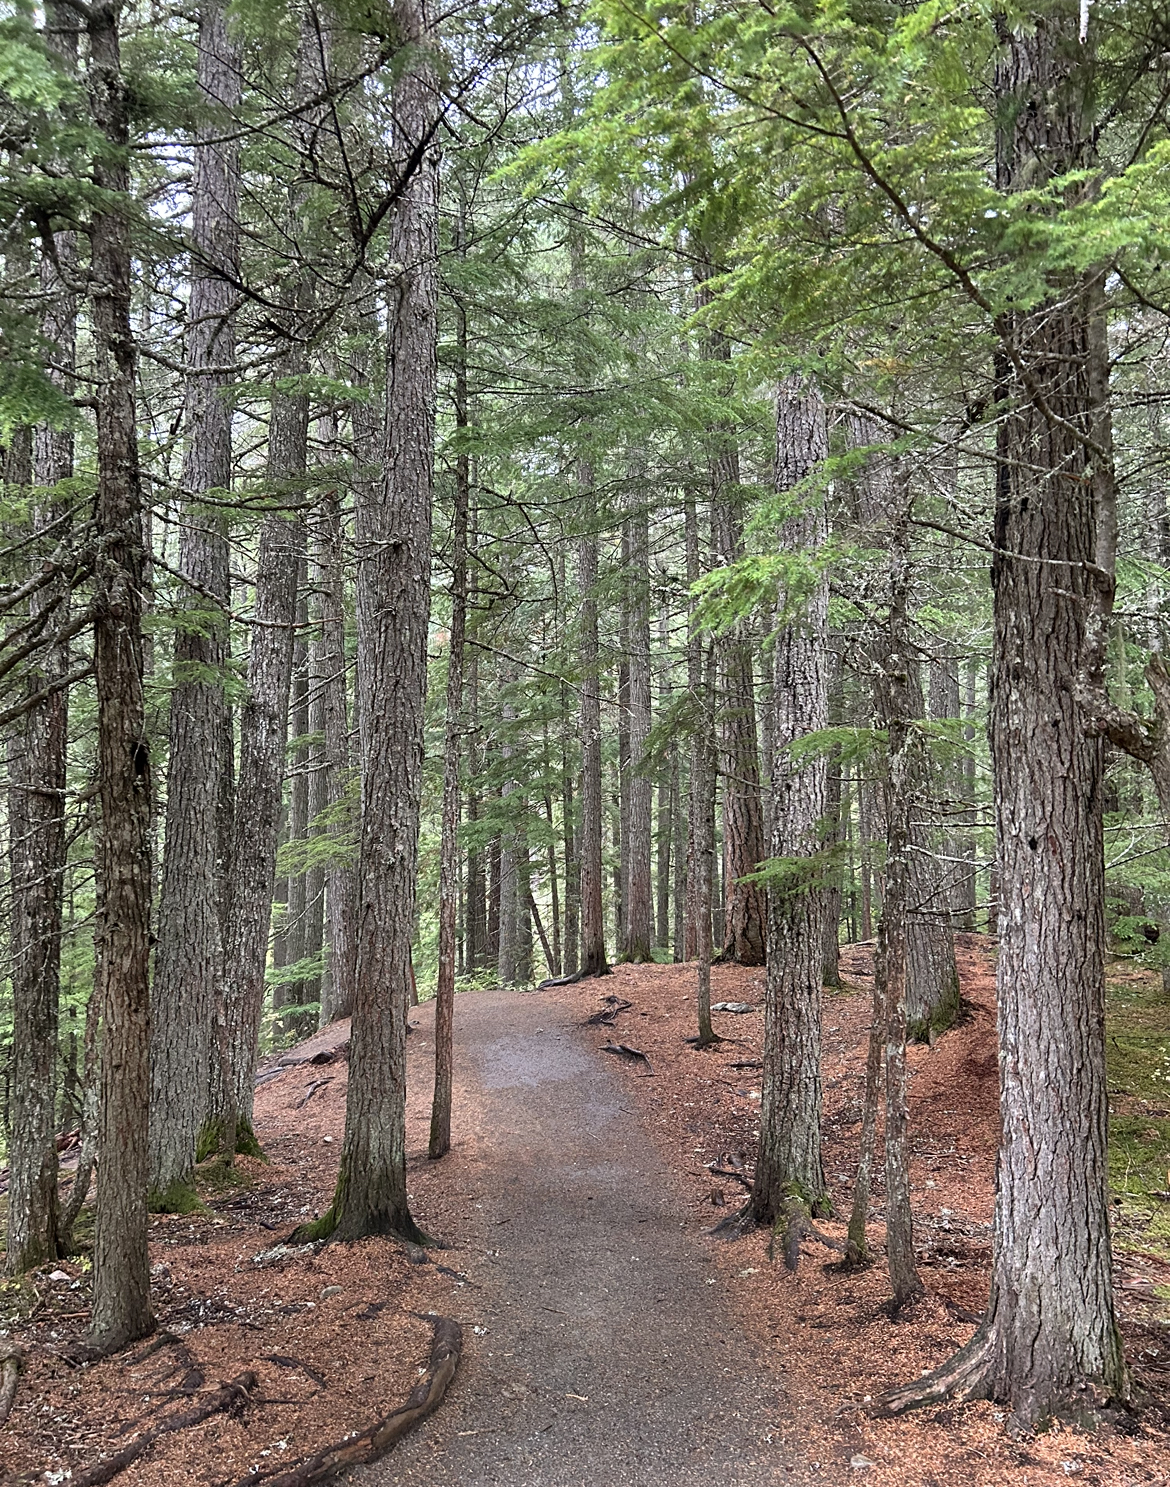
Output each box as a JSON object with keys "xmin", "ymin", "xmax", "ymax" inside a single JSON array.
[
  {"xmin": 230, "ymin": 1315, "xmax": 461, "ymax": 1487},
  {"xmin": 871, "ymin": 1324, "xmax": 993, "ymax": 1418}
]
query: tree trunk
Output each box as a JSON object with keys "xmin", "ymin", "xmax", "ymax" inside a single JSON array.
[
  {"xmin": 697, "ymin": 272, "xmax": 766, "ymax": 965},
  {"xmin": 430, "ymin": 323, "xmax": 470, "ymax": 1158},
  {"xmin": 87, "ymin": 0, "xmax": 155, "ymax": 1352},
  {"xmin": 694, "ymin": 646, "xmax": 717, "ymax": 1047},
  {"xmin": 576, "ymin": 468, "xmax": 610, "ymax": 979},
  {"xmin": 211, "ymin": 480, "xmax": 305, "ymax": 1154},
  {"xmin": 282, "ymin": 585, "xmax": 311, "ymax": 1027},
  {"xmin": 316, "ymin": 485, "xmax": 357, "ymax": 1022},
  {"xmin": 882, "ymin": 9, "xmax": 1125, "ymax": 1424},
  {"xmin": 310, "ymin": 0, "xmax": 439, "ymax": 1243},
  {"xmin": 623, "ymin": 498, "xmax": 654, "ymax": 961},
  {"xmin": 5, "ymin": 0, "xmax": 76, "ymax": 1272},
  {"xmin": 851, "ymin": 412, "xmax": 957, "ymax": 1038},
  {"xmin": 876, "ymin": 523, "xmax": 924, "ymax": 1311},
  {"xmin": 148, "ymin": 0, "xmax": 238, "ymax": 1208},
  {"xmin": 684, "ymin": 490, "xmax": 703, "ymax": 962},
  {"xmin": 750, "ymin": 376, "xmax": 830, "ymax": 1230}
]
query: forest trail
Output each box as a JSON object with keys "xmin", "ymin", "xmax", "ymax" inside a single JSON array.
[{"xmin": 373, "ymin": 986, "xmax": 794, "ymax": 1487}]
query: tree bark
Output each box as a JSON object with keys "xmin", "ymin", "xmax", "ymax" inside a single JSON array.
[
  {"xmin": 211, "ymin": 476, "xmax": 305, "ymax": 1154},
  {"xmin": 750, "ymin": 376, "xmax": 830, "ymax": 1230},
  {"xmin": 86, "ymin": 0, "xmax": 155, "ymax": 1353},
  {"xmin": 148, "ymin": 0, "xmax": 239, "ymax": 1207},
  {"xmin": 576, "ymin": 467, "xmax": 610, "ymax": 979},
  {"xmin": 4, "ymin": 0, "xmax": 76, "ymax": 1273},
  {"xmin": 430, "ymin": 314, "xmax": 470, "ymax": 1158},
  {"xmin": 882, "ymin": 7, "xmax": 1125, "ymax": 1425},
  {"xmin": 623, "ymin": 496, "xmax": 654, "ymax": 961},
  {"xmin": 876, "ymin": 520, "xmax": 924, "ymax": 1311},
  {"xmin": 316, "ymin": 485, "xmax": 357, "ymax": 1023},
  {"xmin": 309, "ymin": 0, "xmax": 439, "ymax": 1242}
]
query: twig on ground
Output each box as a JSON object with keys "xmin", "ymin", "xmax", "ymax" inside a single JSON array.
[{"xmin": 295, "ymin": 1078, "xmax": 333, "ymax": 1108}]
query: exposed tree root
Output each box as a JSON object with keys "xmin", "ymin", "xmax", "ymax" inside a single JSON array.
[
  {"xmin": 67, "ymin": 1370, "xmax": 259, "ymax": 1484},
  {"xmin": 870, "ymin": 1324, "xmax": 992, "ymax": 1417},
  {"xmin": 231, "ymin": 1314, "xmax": 462, "ymax": 1487},
  {"xmin": 536, "ymin": 969, "xmax": 589, "ymax": 989},
  {"xmin": 0, "ymin": 1343, "xmax": 25, "ymax": 1429}
]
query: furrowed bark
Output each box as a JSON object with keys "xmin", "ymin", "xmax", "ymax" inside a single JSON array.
[
  {"xmin": 750, "ymin": 375, "xmax": 830, "ymax": 1232},
  {"xmin": 87, "ymin": 0, "xmax": 155, "ymax": 1353},
  {"xmin": 313, "ymin": 0, "xmax": 440, "ymax": 1243},
  {"xmin": 150, "ymin": 0, "xmax": 239, "ymax": 1206},
  {"xmin": 430, "ymin": 286, "xmax": 471, "ymax": 1158},
  {"xmin": 5, "ymin": 0, "xmax": 78, "ymax": 1278},
  {"xmin": 623, "ymin": 492, "xmax": 654, "ymax": 962},
  {"xmin": 882, "ymin": 6, "xmax": 1126, "ymax": 1425}
]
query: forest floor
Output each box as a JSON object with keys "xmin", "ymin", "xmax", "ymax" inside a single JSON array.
[{"xmin": 1, "ymin": 935, "xmax": 1169, "ymax": 1485}]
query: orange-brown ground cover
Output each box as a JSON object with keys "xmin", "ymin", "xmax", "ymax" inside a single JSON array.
[
  {"xmin": 539, "ymin": 935, "xmax": 1170, "ymax": 1487},
  {"xmin": 3, "ymin": 936, "xmax": 1169, "ymax": 1485},
  {"xmin": 0, "ymin": 1028, "xmax": 459, "ymax": 1487}
]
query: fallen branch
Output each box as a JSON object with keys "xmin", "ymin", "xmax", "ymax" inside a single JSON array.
[
  {"xmin": 296, "ymin": 1078, "xmax": 333, "ymax": 1108},
  {"xmin": 233, "ymin": 1314, "xmax": 462, "ymax": 1487},
  {"xmin": 67, "ymin": 1371, "xmax": 258, "ymax": 1485},
  {"xmin": 583, "ymin": 996, "xmax": 633, "ymax": 1027},
  {"xmin": 0, "ymin": 1343, "xmax": 25, "ymax": 1429},
  {"xmin": 600, "ymin": 1041, "xmax": 653, "ymax": 1072}
]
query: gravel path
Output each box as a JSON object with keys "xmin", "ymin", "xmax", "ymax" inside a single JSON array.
[{"xmin": 363, "ymin": 988, "xmax": 792, "ymax": 1486}]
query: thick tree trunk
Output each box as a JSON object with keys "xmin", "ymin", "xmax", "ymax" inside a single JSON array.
[
  {"xmin": 750, "ymin": 376, "xmax": 830, "ymax": 1229},
  {"xmin": 882, "ymin": 8, "xmax": 1125, "ymax": 1425},
  {"xmin": 5, "ymin": 2, "xmax": 76, "ymax": 1271},
  {"xmin": 311, "ymin": 0, "xmax": 439, "ymax": 1242},
  {"xmin": 148, "ymin": 0, "xmax": 239, "ymax": 1207},
  {"xmin": 87, "ymin": 0, "xmax": 155, "ymax": 1353},
  {"xmin": 623, "ymin": 498, "xmax": 654, "ymax": 961}
]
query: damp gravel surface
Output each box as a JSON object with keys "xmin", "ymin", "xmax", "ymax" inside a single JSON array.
[{"xmin": 366, "ymin": 988, "xmax": 791, "ymax": 1487}]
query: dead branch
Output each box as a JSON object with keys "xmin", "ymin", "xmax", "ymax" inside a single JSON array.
[
  {"xmin": 600, "ymin": 1041, "xmax": 653, "ymax": 1072},
  {"xmin": 0, "ymin": 1343, "xmax": 25, "ymax": 1429},
  {"xmin": 295, "ymin": 1078, "xmax": 333, "ymax": 1108},
  {"xmin": 583, "ymin": 996, "xmax": 632, "ymax": 1026},
  {"xmin": 232, "ymin": 1314, "xmax": 462, "ymax": 1487},
  {"xmin": 66, "ymin": 1371, "xmax": 258, "ymax": 1485}
]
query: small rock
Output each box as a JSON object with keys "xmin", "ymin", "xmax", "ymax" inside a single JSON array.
[
  {"xmin": 850, "ymin": 1456, "xmax": 876, "ymax": 1470},
  {"xmin": 320, "ymin": 1285, "xmax": 343, "ymax": 1298},
  {"xmin": 322, "ymin": 1135, "xmax": 334, "ymax": 1144},
  {"xmin": 48, "ymin": 1270, "xmax": 70, "ymax": 1283},
  {"xmin": 1061, "ymin": 1464, "xmax": 1083, "ymax": 1477}
]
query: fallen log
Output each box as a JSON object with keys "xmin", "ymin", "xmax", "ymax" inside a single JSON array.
[
  {"xmin": 232, "ymin": 1314, "xmax": 462, "ymax": 1487},
  {"xmin": 67, "ymin": 1371, "xmax": 258, "ymax": 1485},
  {"xmin": 0, "ymin": 1343, "xmax": 24, "ymax": 1429}
]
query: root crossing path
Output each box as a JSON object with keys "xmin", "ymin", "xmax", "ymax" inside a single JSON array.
[{"xmin": 365, "ymin": 988, "xmax": 793, "ymax": 1487}]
